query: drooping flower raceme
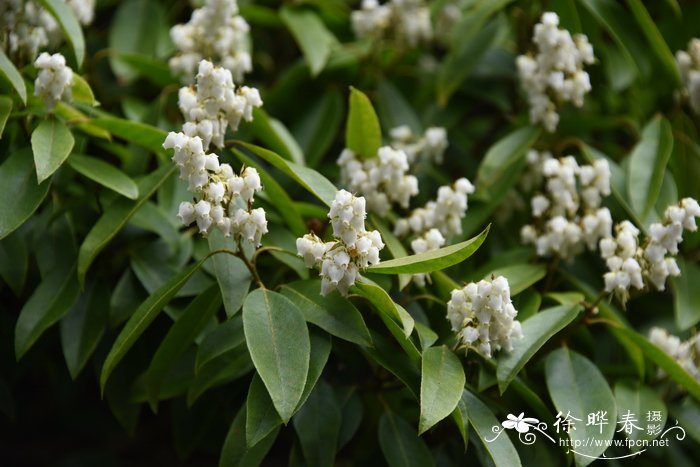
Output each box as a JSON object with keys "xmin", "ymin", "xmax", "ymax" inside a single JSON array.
[
  {"xmin": 389, "ymin": 125, "xmax": 449, "ymax": 165},
  {"xmin": 520, "ymin": 151, "xmax": 612, "ymax": 259},
  {"xmin": 169, "ymin": 0, "xmax": 252, "ymax": 83},
  {"xmin": 351, "ymin": 0, "xmax": 432, "ymax": 47},
  {"xmin": 297, "ymin": 190, "xmax": 385, "ymax": 296},
  {"xmin": 337, "ymin": 146, "xmax": 419, "ymax": 216},
  {"xmin": 649, "ymin": 327, "xmax": 700, "ymax": 382},
  {"xmin": 178, "ymin": 60, "xmax": 262, "ymax": 150},
  {"xmin": 600, "ymin": 198, "xmax": 700, "ymax": 305},
  {"xmin": 517, "ymin": 12, "xmax": 594, "ymax": 132},
  {"xmin": 676, "ymin": 38, "xmax": 700, "ymax": 113},
  {"xmin": 34, "ymin": 52, "xmax": 73, "ymax": 110},
  {"xmin": 447, "ymin": 276, "xmax": 522, "ymax": 358}
]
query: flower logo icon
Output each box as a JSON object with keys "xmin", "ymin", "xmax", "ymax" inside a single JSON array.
[{"xmin": 502, "ymin": 413, "xmax": 540, "ymax": 433}]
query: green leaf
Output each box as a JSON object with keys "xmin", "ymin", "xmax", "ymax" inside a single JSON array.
[
  {"xmin": 31, "ymin": 119, "xmax": 75, "ymax": 183},
  {"xmin": 483, "ymin": 263, "xmax": 546, "ymax": 296},
  {"xmin": 612, "ymin": 326, "xmax": 700, "ymax": 400},
  {"xmin": 195, "ymin": 317, "xmax": 246, "ymax": 372},
  {"xmin": 671, "ymin": 257, "xmax": 700, "ymax": 331},
  {"xmin": 378, "ymin": 411, "xmax": 434, "ymax": 467},
  {"xmin": 115, "ymin": 53, "xmax": 176, "ymax": 88},
  {"xmin": 237, "ymin": 142, "xmax": 337, "ymax": 206},
  {"xmin": 345, "ymin": 87, "xmax": 382, "ymax": 159},
  {"xmin": 78, "ymin": 164, "xmax": 175, "ymax": 286},
  {"xmin": 220, "ymin": 405, "xmax": 279, "ymax": 467},
  {"xmin": 0, "ymin": 95, "xmax": 12, "ymax": 138},
  {"xmin": 280, "ymin": 7, "xmax": 338, "ymax": 77},
  {"xmin": 71, "ymin": 74, "xmax": 97, "ymax": 106},
  {"xmin": 0, "ymin": 232, "xmax": 28, "ymax": 296},
  {"xmin": 243, "ymin": 289, "xmax": 310, "ymax": 423},
  {"xmin": 37, "ymin": 0, "xmax": 85, "ymax": 66},
  {"xmin": 188, "ymin": 343, "xmax": 253, "ymax": 406},
  {"xmin": 0, "ymin": 148, "xmax": 51, "ymax": 240},
  {"xmin": 497, "ymin": 304, "xmax": 582, "ymax": 393},
  {"xmin": 208, "ymin": 231, "xmax": 252, "ymax": 318},
  {"xmin": 59, "ymin": 281, "xmax": 109, "ymax": 379},
  {"xmin": 376, "ymin": 81, "xmax": 422, "ymax": 135},
  {"xmin": 368, "ymin": 226, "xmax": 489, "ymax": 275},
  {"xmin": 292, "ymin": 380, "xmax": 341, "ymax": 467},
  {"xmin": 354, "ymin": 278, "xmax": 414, "ymax": 338},
  {"xmin": 364, "ymin": 332, "xmax": 420, "ymax": 397},
  {"xmin": 475, "ymin": 126, "xmax": 540, "ymax": 197},
  {"xmin": 246, "ymin": 373, "xmax": 283, "ymax": 447},
  {"xmin": 68, "ymin": 154, "xmax": 139, "ymax": 199},
  {"xmin": 248, "ymin": 108, "xmax": 305, "ymax": 165},
  {"xmin": 293, "ymin": 91, "xmax": 344, "ymax": 168},
  {"xmin": 281, "ymin": 280, "xmax": 372, "ymax": 347},
  {"xmin": 419, "ymin": 346, "xmax": 466, "ymax": 434},
  {"xmin": 614, "ymin": 380, "xmax": 667, "ymax": 447},
  {"xmin": 0, "ymin": 49, "xmax": 27, "ymax": 104},
  {"xmin": 460, "ymin": 389, "xmax": 521, "ymax": 466},
  {"xmin": 545, "ymin": 347, "xmax": 617, "ymax": 466},
  {"xmin": 146, "ymin": 285, "xmax": 222, "ymax": 408},
  {"xmin": 369, "ymin": 215, "xmax": 411, "ymax": 289},
  {"xmin": 90, "ymin": 116, "xmax": 168, "ymax": 155},
  {"xmin": 100, "ymin": 258, "xmax": 206, "ymax": 392},
  {"xmin": 15, "ymin": 263, "xmax": 79, "ymax": 360},
  {"xmin": 627, "ymin": 116, "xmax": 673, "ymax": 220}
]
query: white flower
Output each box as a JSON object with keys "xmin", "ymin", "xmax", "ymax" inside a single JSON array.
[
  {"xmin": 649, "ymin": 327, "xmax": 700, "ymax": 382},
  {"xmin": 677, "ymin": 39, "xmax": 700, "ymax": 113},
  {"xmin": 34, "ymin": 52, "xmax": 73, "ymax": 110},
  {"xmin": 352, "ymin": 0, "xmax": 432, "ymax": 46},
  {"xmin": 410, "ymin": 228, "xmax": 445, "ymax": 286}
]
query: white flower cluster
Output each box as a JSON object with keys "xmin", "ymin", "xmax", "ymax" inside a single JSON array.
[
  {"xmin": 394, "ymin": 178, "xmax": 475, "ymax": 241},
  {"xmin": 649, "ymin": 327, "xmax": 700, "ymax": 382},
  {"xmin": 520, "ymin": 151, "xmax": 612, "ymax": 259},
  {"xmin": 676, "ymin": 38, "xmax": 700, "ymax": 114},
  {"xmin": 169, "ymin": 0, "xmax": 252, "ymax": 83},
  {"xmin": 34, "ymin": 52, "xmax": 73, "ymax": 110},
  {"xmin": 337, "ymin": 146, "xmax": 418, "ymax": 216},
  {"xmin": 410, "ymin": 228, "xmax": 445, "ymax": 287},
  {"xmin": 516, "ymin": 12, "xmax": 594, "ymax": 132},
  {"xmin": 351, "ymin": 0, "xmax": 432, "ymax": 47},
  {"xmin": 600, "ymin": 198, "xmax": 700, "ymax": 305},
  {"xmin": 163, "ymin": 132, "xmax": 268, "ymax": 245},
  {"xmin": 389, "ymin": 125, "xmax": 449, "ymax": 164},
  {"xmin": 1, "ymin": 0, "xmax": 93, "ymax": 63},
  {"xmin": 177, "ymin": 60, "xmax": 262, "ymax": 150},
  {"xmin": 296, "ymin": 190, "xmax": 385, "ymax": 296},
  {"xmin": 447, "ymin": 276, "xmax": 522, "ymax": 358}
]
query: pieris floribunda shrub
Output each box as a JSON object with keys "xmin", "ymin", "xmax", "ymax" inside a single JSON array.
[{"xmin": 3, "ymin": 2, "xmax": 700, "ymax": 466}]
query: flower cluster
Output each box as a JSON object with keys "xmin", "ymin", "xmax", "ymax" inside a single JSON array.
[
  {"xmin": 517, "ymin": 12, "xmax": 594, "ymax": 132},
  {"xmin": 34, "ymin": 52, "xmax": 73, "ymax": 110},
  {"xmin": 169, "ymin": 0, "xmax": 252, "ymax": 83},
  {"xmin": 351, "ymin": 0, "xmax": 432, "ymax": 47},
  {"xmin": 163, "ymin": 132, "xmax": 268, "ymax": 245},
  {"xmin": 177, "ymin": 60, "xmax": 262, "ymax": 150},
  {"xmin": 520, "ymin": 151, "xmax": 612, "ymax": 259},
  {"xmin": 389, "ymin": 125, "xmax": 449, "ymax": 164},
  {"xmin": 297, "ymin": 190, "xmax": 385, "ymax": 296},
  {"xmin": 394, "ymin": 178, "xmax": 475, "ymax": 241},
  {"xmin": 676, "ymin": 38, "xmax": 700, "ymax": 113},
  {"xmin": 649, "ymin": 327, "xmax": 700, "ymax": 382},
  {"xmin": 337, "ymin": 146, "xmax": 418, "ymax": 216},
  {"xmin": 447, "ymin": 276, "xmax": 522, "ymax": 358},
  {"xmin": 600, "ymin": 198, "xmax": 700, "ymax": 305}
]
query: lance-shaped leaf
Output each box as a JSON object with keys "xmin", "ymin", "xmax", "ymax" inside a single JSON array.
[
  {"xmin": 37, "ymin": 0, "xmax": 85, "ymax": 66},
  {"xmin": 248, "ymin": 108, "xmax": 305, "ymax": 165},
  {"xmin": 354, "ymin": 278, "xmax": 414, "ymax": 338},
  {"xmin": 378, "ymin": 411, "xmax": 434, "ymax": 467},
  {"xmin": 90, "ymin": 116, "xmax": 168, "ymax": 155},
  {"xmin": 0, "ymin": 96, "xmax": 13, "ymax": 137},
  {"xmin": 368, "ymin": 225, "xmax": 489, "ymax": 275},
  {"xmin": 292, "ymin": 380, "xmax": 342, "ymax": 467},
  {"xmin": 208, "ymin": 231, "xmax": 252, "ymax": 318},
  {"xmin": 0, "ymin": 50, "xmax": 26, "ymax": 104},
  {"xmin": 243, "ymin": 289, "xmax": 310, "ymax": 423},
  {"xmin": 31, "ymin": 119, "xmax": 75, "ymax": 183},
  {"xmin": 68, "ymin": 154, "xmax": 139, "ymax": 199},
  {"xmin": 220, "ymin": 405, "xmax": 279, "ymax": 467},
  {"xmin": 345, "ymin": 87, "xmax": 381, "ymax": 159},
  {"xmin": 280, "ymin": 7, "xmax": 338, "ymax": 77},
  {"xmin": 419, "ymin": 346, "xmax": 466, "ymax": 434}
]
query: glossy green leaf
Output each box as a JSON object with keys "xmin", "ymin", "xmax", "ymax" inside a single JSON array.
[
  {"xmin": 15, "ymin": 263, "xmax": 79, "ymax": 360},
  {"xmin": 345, "ymin": 87, "xmax": 382, "ymax": 159},
  {"xmin": 419, "ymin": 346, "xmax": 466, "ymax": 434},
  {"xmin": 368, "ymin": 225, "xmax": 488, "ymax": 275},
  {"xmin": 0, "ymin": 49, "xmax": 26, "ymax": 104},
  {"xmin": 78, "ymin": 164, "xmax": 175, "ymax": 286},
  {"xmin": 293, "ymin": 91, "xmax": 344, "ymax": 168},
  {"xmin": 671, "ymin": 257, "xmax": 700, "ymax": 331},
  {"xmin": 281, "ymin": 280, "xmax": 372, "ymax": 347},
  {"xmin": 237, "ymin": 142, "xmax": 337, "ymax": 206},
  {"xmin": 146, "ymin": 285, "xmax": 222, "ymax": 408},
  {"xmin": 378, "ymin": 411, "xmax": 434, "ymax": 467},
  {"xmin": 243, "ymin": 289, "xmax": 310, "ymax": 423},
  {"xmin": 31, "ymin": 119, "xmax": 75, "ymax": 183},
  {"xmin": 220, "ymin": 405, "xmax": 279, "ymax": 467},
  {"xmin": 100, "ymin": 258, "xmax": 206, "ymax": 392},
  {"xmin": 115, "ymin": 53, "xmax": 176, "ymax": 88},
  {"xmin": 545, "ymin": 347, "xmax": 617, "ymax": 466},
  {"xmin": 0, "ymin": 149, "xmax": 51, "ymax": 240},
  {"xmin": 188, "ymin": 344, "xmax": 253, "ymax": 406},
  {"xmin": 37, "ymin": 0, "xmax": 85, "ymax": 66},
  {"xmin": 0, "ymin": 96, "xmax": 12, "ymax": 138},
  {"xmin": 354, "ymin": 278, "xmax": 414, "ymax": 338},
  {"xmin": 248, "ymin": 108, "xmax": 305, "ymax": 165},
  {"xmin": 292, "ymin": 380, "xmax": 341, "ymax": 467},
  {"xmin": 68, "ymin": 154, "xmax": 139, "ymax": 199},
  {"xmin": 369, "ymin": 215, "xmax": 411, "ymax": 289},
  {"xmin": 627, "ymin": 116, "xmax": 673, "ymax": 220},
  {"xmin": 614, "ymin": 380, "xmax": 667, "ymax": 447},
  {"xmin": 497, "ymin": 304, "xmax": 582, "ymax": 393},
  {"xmin": 280, "ymin": 7, "xmax": 338, "ymax": 76},
  {"xmin": 90, "ymin": 116, "xmax": 168, "ymax": 155},
  {"xmin": 71, "ymin": 74, "xmax": 97, "ymax": 106},
  {"xmin": 59, "ymin": 281, "xmax": 109, "ymax": 379},
  {"xmin": 208, "ymin": 231, "xmax": 252, "ymax": 318},
  {"xmin": 484, "ymin": 263, "xmax": 546, "ymax": 296},
  {"xmin": 195, "ymin": 317, "xmax": 246, "ymax": 372}
]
